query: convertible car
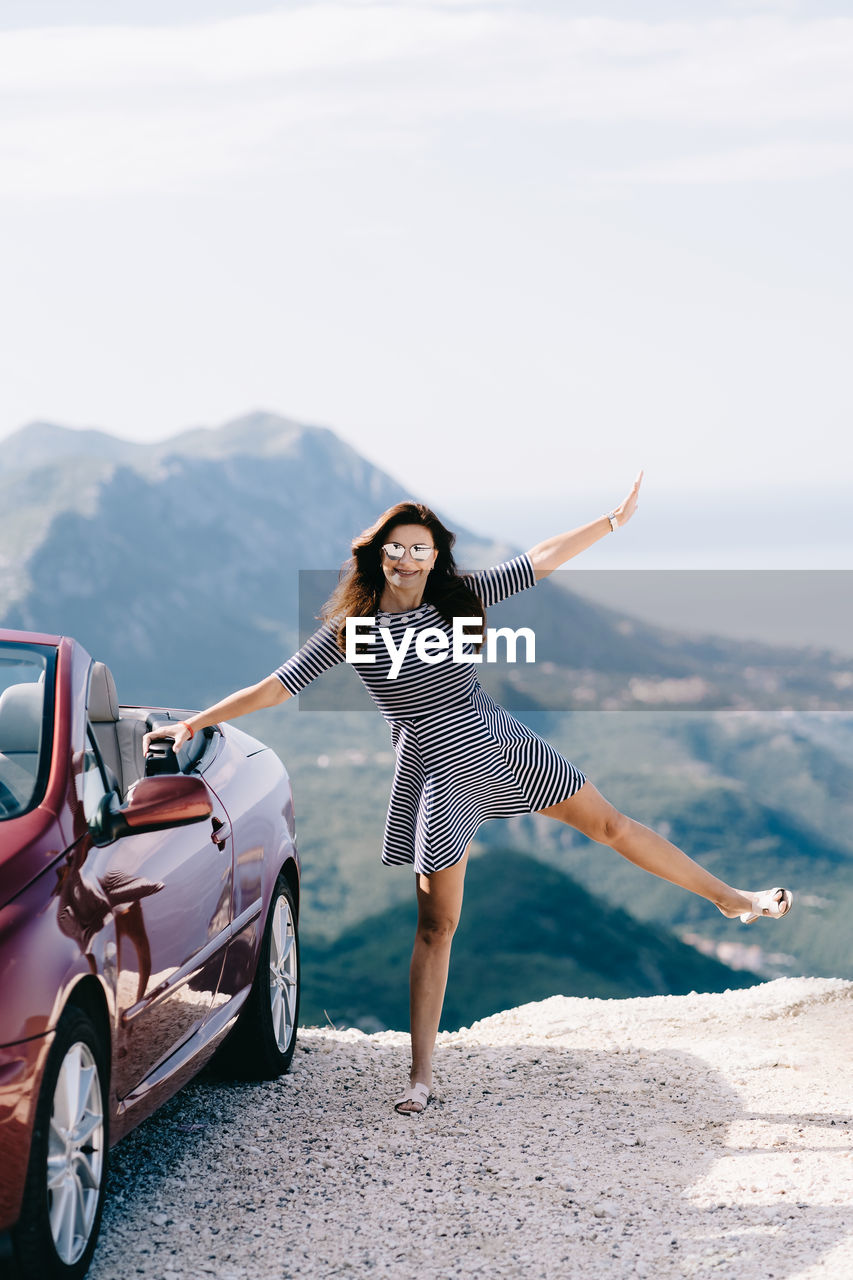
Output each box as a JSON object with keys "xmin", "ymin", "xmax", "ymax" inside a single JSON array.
[{"xmin": 0, "ymin": 629, "xmax": 301, "ymax": 1280}]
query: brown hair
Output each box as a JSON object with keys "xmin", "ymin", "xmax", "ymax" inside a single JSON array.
[{"xmin": 321, "ymin": 500, "xmax": 487, "ymax": 652}]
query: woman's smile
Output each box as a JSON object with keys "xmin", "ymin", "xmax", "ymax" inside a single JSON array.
[{"xmin": 378, "ymin": 522, "xmax": 439, "ymax": 610}]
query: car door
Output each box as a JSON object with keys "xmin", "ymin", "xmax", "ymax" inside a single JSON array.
[{"xmin": 71, "ymin": 723, "xmax": 233, "ymax": 1099}]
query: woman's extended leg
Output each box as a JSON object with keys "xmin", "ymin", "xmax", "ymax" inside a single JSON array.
[
  {"xmin": 538, "ymin": 780, "xmax": 786, "ymax": 919},
  {"xmin": 398, "ymin": 843, "xmax": 471, "ymax": 1113}
]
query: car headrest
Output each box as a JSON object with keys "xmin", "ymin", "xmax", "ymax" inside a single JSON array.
[
  {"xmin": 88, "ymin": 662, "xmax": 120, "ymax": 724},
  {"xmin": 0, "ymin": 682, "xmax": 43, "ymax": 753}
]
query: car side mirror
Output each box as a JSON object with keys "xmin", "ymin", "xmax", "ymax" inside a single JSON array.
[{"xmin": 89, "ymin": 775, "xmax": 213, "ymax": 846}]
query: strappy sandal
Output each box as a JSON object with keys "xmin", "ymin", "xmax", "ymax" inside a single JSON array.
[
  {"xmin": 394, "ymin": 1081, "xmax": 431, "ymax": 1114},
  {"xmin": 740, "ymin": 887, "xmax": 794, "ymax": 924}
]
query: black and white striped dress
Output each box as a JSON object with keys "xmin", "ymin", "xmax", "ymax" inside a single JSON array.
[{"xmin": 272, "ymin": 552, "xmax": 586, "ymax": 875}]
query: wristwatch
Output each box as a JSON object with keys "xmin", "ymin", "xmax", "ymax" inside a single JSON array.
[{"xmin": 606, "ymin": 510, "xmax": 619, "ymax": 532}]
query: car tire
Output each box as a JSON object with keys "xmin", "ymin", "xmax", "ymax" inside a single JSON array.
[
  {"xmin": 11, "ymin": 1006, "xmax": 109, "ymax": 1280},
  {"xmin": 216, "ymin": 873, "xmax": 300, "ymax": 1080}
]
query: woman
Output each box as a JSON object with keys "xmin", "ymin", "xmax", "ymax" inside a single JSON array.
[{"xmin": 143, "ymin": 473, "xmax": 793, "ymax": 1115}]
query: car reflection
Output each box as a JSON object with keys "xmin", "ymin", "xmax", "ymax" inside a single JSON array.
[{"xmin": 54, "ymin": 847, "xmax": 164, "ymax": 1004}]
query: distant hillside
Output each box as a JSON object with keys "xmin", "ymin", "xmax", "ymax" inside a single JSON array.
[
  {"xmin": 473, "ymin": 713, "xmax": 853, "ymax": 982},
  {"xmin": 1, "ymin": 413, "xmax": 505, "ymax": 704},
  {"xmin": 299, "ymin": 847, "xmax": 762, "ymax": 1032},
  {"xmin": 236, "ymin": 702, "xmax": 851, "ymax": 988},
  {"xmin": 3, "ymin": 412, "xmax": 849, "ymax": 711},
  {"xmin": 6, "ymin": 411, "xmax": 849, "ymax": 1013}
]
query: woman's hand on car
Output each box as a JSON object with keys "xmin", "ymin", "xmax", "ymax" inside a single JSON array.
[{"xmin": 142, "ymin": 722, "xmax": 192, "ymax": 756}]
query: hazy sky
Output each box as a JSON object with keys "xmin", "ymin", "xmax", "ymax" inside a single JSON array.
[{"xmin": 1, "ymin": 0, "xmax": 852, "ymax": 517}]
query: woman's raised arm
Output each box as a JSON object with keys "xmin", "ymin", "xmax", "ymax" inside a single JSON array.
[
  {"xmin": 142, "ymin": 675, "xmax": 291, "ymax": 755},
  {"xmin": 527, "ymin": 470, "xmax": 643, "ymax": 579}
]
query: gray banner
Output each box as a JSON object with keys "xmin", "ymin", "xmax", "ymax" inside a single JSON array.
[{"xmin": 288, "ymin": 569, "xmax": 853, "ymax": 713}]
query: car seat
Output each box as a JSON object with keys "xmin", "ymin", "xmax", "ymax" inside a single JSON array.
[
  {"xmin": 88, "ymin": 662, "xmax": 148, "ymax": 798},
  {"xmin": 0, "ymin": 682, "xmax": 43, "ymax": 777}
]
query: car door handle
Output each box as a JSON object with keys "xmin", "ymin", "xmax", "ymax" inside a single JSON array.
[{"xmin": 211, "ymin": 817, "xmax": 231, "ymax": 849}]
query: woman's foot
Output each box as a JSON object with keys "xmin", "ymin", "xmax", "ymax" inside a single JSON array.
[
  {"xmin": 717, "ymin": 887, "xmax": 793, "ymax": 923},
  {"xmin": 394, "ymin": 1077, "xmax": 432, "ymax": 1114}
]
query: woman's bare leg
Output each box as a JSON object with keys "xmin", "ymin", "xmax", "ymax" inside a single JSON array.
[
  {"xmin": 538, "ymin": 780, "xmax": 782, "ymax": 918},
  {"xmin": 399, "ymin": 843, "xmax": 471, "ymax": 1112}
]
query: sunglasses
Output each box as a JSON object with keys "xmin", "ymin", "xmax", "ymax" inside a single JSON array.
[{"xmin": 381, "ymin": 542, "xmax": 436, "ymax": 562}]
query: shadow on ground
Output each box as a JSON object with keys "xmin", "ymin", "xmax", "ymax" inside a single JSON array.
[{"xmin": 87, "ymin": 1028, "xmax": 851, "ymax": 1280}]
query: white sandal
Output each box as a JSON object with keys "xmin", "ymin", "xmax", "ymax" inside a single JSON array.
[
  {"xmin": 740, "ymin": 887, "xmax": 794, "ymax": 924},
  {"xmin": 394, "ymin": 1082, "xmax": 431, "ymax": 1114}
]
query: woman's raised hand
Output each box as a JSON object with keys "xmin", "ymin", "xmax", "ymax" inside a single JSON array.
[
  {"xmin": 612, "ymin": 470, "xmax": 644, "ymax": 528},
  {"xmin": 141, "ymin": 721, "xmax": 192, "ymax": 757}
]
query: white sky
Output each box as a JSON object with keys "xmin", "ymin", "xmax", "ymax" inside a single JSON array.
[{"xmin": 1, "ymin": 0, "xmax": 852, "ymax": 513}]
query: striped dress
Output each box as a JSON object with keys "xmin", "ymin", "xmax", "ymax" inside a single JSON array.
[{"xmin": 272, "ymin": 552, "xmax": 586, "ymax": 875}]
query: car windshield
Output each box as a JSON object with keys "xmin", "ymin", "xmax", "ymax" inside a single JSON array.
[{"xmin": 0, "ymin": 642, "xmax": 56, "ymax": 821}]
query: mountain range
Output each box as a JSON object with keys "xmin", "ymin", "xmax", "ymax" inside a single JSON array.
[
  {"xmin": 2, "ymin": 413, "xmax": 849, "ymax": 713},
  {"xmin": 300, "ymin": 847, "xmax": 763, "ymax": 1032},
  {"xmin": 4, "ymin": 410, "xmax": 851, "ymax": 1018}
]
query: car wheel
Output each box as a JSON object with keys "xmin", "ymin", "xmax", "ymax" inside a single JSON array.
[
  {"xmin": 12, "ymin": 1006, "xmax": 109, "ymax": 1280},
  {"xmin": 217, "ymin": 873, "xmax": 300, "ymax": 1080}
]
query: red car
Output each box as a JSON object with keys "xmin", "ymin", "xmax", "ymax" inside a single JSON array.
[{"xmin": 0, "ymin": 629, "xmax": 301, "ymax": 1280}]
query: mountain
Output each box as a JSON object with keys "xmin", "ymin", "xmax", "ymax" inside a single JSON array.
[
  {"xmin": 1, "ymin": 413, "xmax": 507, "ymax": 703},
  {"xmin": 5, "ymin": 410, "xmax": 849, "ymax": 1009},
  {"xmin": 472, "ymin": 713, "xmax": 853, "ymax": 981},
  {"xmin": 237, "ymin": 702, "xmax": 851, "ymax": 989},
  {"xmin": 3, "ymin": 412, "xmax": 849, "ymax": 710},
  {"xmin": 299, "ymin": 847, "xmax": 763, "ymax": 1032},
  {"xmin": 0, "ymin": 421, "xmax": 143, "ymax": 471}
]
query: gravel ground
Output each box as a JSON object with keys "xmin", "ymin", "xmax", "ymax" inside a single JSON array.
[{"xmin": 89, "ymin": 977, "xmax": 853, "ymax": 1280}]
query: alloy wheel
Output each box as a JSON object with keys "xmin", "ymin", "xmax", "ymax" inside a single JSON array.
[
  {"xmin": 46, "ymin": 1041, "xmax": 105, "ymax": 1266},
  {"xmin": 268, "ymin": 893, "xmax": 298, "ymax": 1053}
]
